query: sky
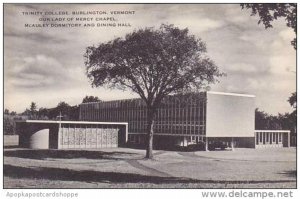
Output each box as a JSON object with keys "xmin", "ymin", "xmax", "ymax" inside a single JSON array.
[{"xmin": 4, "ymin": 4, "xmax": 296, "ymax": 115}]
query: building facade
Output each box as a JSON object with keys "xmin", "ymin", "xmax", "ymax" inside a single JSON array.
[
  {"xmin": 16, "ymin": 91, "xmax": 290, "ymax": 150},
  {"xmin": 17, "ymin": 120, "xmax": 128, "ymax": 149},
  {"xmin": 79, "ymin": 91, "xmax": 266, "ymax": 149}
]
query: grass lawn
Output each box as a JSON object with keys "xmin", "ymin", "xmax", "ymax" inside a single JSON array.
[{"xmin": 3, "ymin": 147, "xmax": 296, "ymax": 188}]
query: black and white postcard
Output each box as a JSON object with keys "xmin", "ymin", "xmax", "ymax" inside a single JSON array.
[{"xmin": 3, "ymin": 3, "xmax": 297, "ymax": 194}]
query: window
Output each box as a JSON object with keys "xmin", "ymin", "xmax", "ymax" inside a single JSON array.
[
  {"xmin": 187, "ymin": 136, "xmax": 191, "ymax": 142},
  {"xmin": 279, "ymin": 133, "xmax": 282, "ymax": 142},
  {"xmin": 137, "ymin": 135, "xmax": 141, "ymax": 144},
  {"xmin": 129, "ymin": 134, "xmax": 136, "ymax": 143},
  {"xmin": 191, "ymin": 136, "xmax": 196, "ymax": 142},
  {"xmin": 260, "ymin": 132, "xmax": 263, "ymax": 142}
]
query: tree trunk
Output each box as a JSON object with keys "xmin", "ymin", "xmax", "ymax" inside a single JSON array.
[{"xmin": 146, "ymin": 107, "xmax": 155, "ymax": 159}]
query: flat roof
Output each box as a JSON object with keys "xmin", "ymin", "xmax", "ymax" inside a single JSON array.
[
  {"xmin": 16, "ymin": 120, "xmax": 128, "ymax": 125},
  {"xmin": 81, "ymin": 91, "xmax": 255, "ymax": 105},
  {"xmin": 207, "ymin": 91, "xmax": 255, "ymax": 98},
  {"xmin": 255, "ymin": 130, "xmax": 290, "ymax": 133}
]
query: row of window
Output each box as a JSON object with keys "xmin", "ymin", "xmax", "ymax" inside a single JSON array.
[
  {"xmin": 128, "ymin": 134, "xmax": 145, "ymax": 144},
  {"xmin": 80, "ymin": 110, "xmax": 205, "ymax": 121},
  {"xmin": 80, "ymin": 108, "xmax": 206, "ymax": 121},
  {"xmin": 128, "ymin": 134, "xmax": 205, "ymax": 144},
  {"xmin": 256, "ymin": 132, "xmax": 283, "ymax": 145}
]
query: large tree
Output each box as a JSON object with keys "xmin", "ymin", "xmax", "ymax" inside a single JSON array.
[
  {"xmin": 241, "ymin": 3, "xmax": 297, "ymax": 49},
  {"xmin": 38, "ymin": 107, "xmax": 49, "ymax": 120},
  {"xmin": 48, "ymin": 101, "xmax": 71, "ymax": 120},
  {"xmin": 84, "ymin": 24, "xmax": 223, "ymax": 158},
  {"xmin": 24, "ymin": 102, "xmax": 38, "ymax": 119}
]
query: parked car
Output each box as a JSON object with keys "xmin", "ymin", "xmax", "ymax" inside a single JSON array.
[
  {"xmin": 176, "ymin": 140, "xmax": 229, "ymax": 152},
  {"xmin": 208, "ymin": 140, "xmax": 228, "ymax": 150},
  {"xmin": 184, "ymin": 141, "xmax": 206, "ymax": 151}
]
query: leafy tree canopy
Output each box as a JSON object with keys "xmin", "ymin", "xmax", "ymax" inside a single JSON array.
[
  {"xmin": 241, "ymin": 3, "xmax": 296, "ymax": 49},
  {"xmin": 82, "ymin": 95, "xmax": 101, "ymax": 103},
  {"xmin": 85, "ymin": 24, "xmax": 224, "ymax": 158},
  {"xmin": 85, "ymin": 24, "xmax": 224, "ymax": 108},
  {"xmin": 288, "ymin": 92, "xmax": 297, "ymax": 109},
  {"xmin": 4, "ymin": 109, "xmax": 9, "ymax": 114}
]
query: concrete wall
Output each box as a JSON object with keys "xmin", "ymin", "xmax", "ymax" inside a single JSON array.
[
  {"xmin": 206, "ymin": 92, "xmax": 255, "ymax": 138},
  {"xmin": 4, "ymin": 135, "xmax": 19, "ymax": 146},
  {"xmin": 17, "ymin": 123, "xmax": 58, "ymax": 149},
  {"xmin": 16, "ymin": 121, "xmax": 128, "ymax": 149},
  {"xmin": 58, "ymin": 125, "xmax": 125, "ymax": 149}
]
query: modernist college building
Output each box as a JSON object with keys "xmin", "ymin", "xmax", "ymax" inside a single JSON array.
[
  {"xmin": 17, "ymin": 91, "xmax": 290, "ymax": 150},
  {"xmin": 79, "ymin": 91, "xmax": 290, "ymax": 149}
]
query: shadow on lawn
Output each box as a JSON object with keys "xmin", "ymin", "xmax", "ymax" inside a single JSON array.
[
  {"xmin": 4, "ymin": 149, "xmax": 138, "ymax": 160},
  {"xmin": 4, "ymin": 164, "xmax": 296, "ymax": 186},
  {"xmin": 278, "ymin": 170, "xmax": 297, "ymax": 178},
  {"xmin": 4, "ymin": 164, "xmax": 196, "ymax": 184}
]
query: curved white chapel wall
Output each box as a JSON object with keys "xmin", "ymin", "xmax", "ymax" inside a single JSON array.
[{"xmin": 29, "ymin": 129, "xmax": 49, "ymax": 149}]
